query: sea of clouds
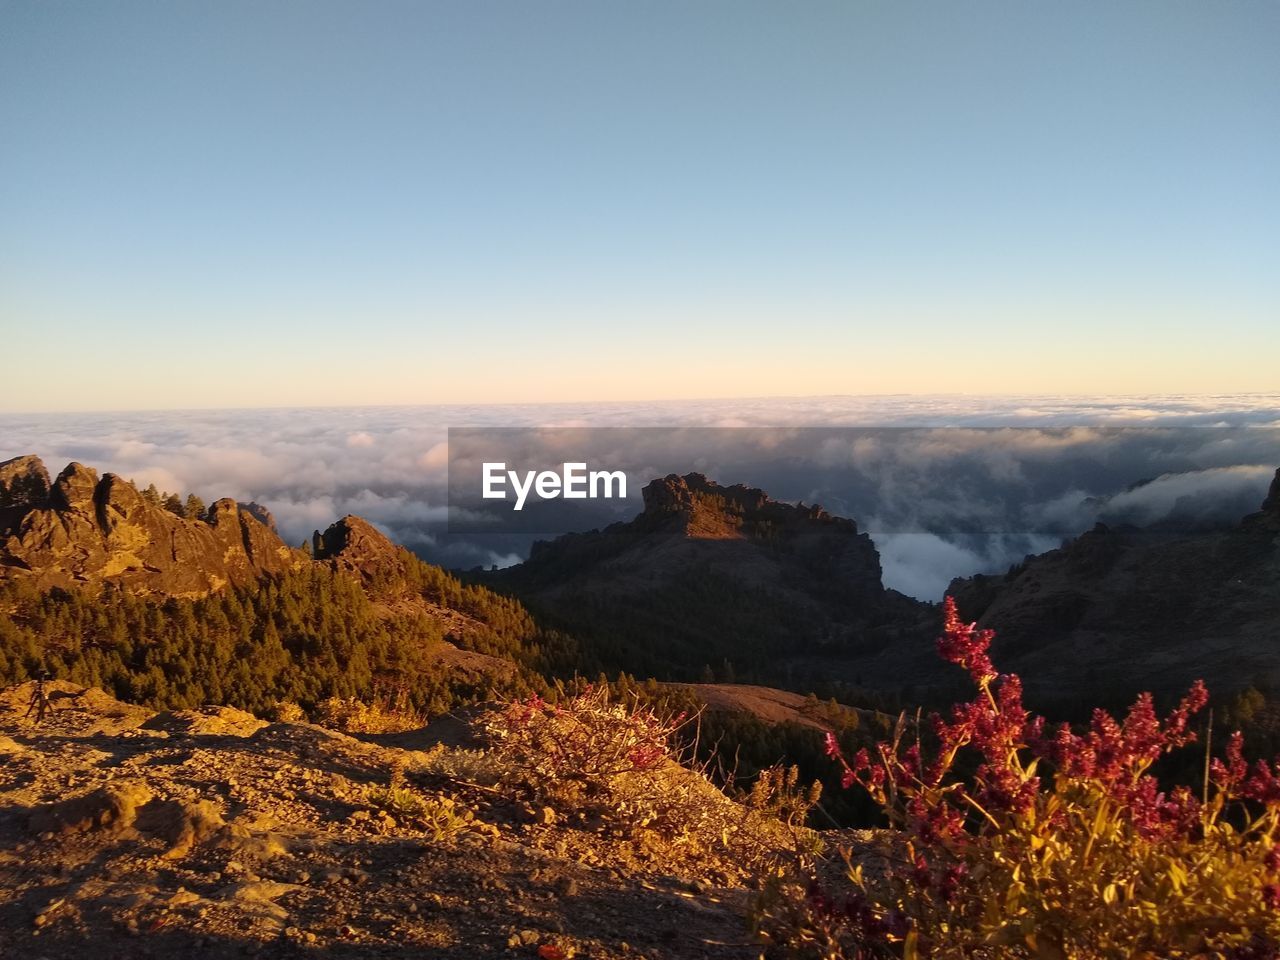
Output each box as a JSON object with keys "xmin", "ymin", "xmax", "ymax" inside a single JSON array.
[{"xmin": 2, "ymin": 395, "xmax": 1278, "ymax": 600}]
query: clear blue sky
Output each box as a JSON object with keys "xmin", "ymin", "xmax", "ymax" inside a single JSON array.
[{"xmin": 2, "ymin": 1, "xmax": 1277, "ymax": 410}]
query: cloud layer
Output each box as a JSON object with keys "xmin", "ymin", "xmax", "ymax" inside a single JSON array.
[{"xmin": 2, "ymin": 395, "xmax": 1277, "ymax": 599}]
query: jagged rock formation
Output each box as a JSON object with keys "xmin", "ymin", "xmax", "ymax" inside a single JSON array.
[
  {"xmin": 487, "ymin": 473, "xmax": 934, "ymax": 684},
  {"xmin": 313, "ymin": 515, "xmax": 405, "ymax": 581},
  {"xmin": 948, "ymin": 468, "xmax": 1280, "ymax": 703},
  {"xmin": 0, "ymin": 456, "xmax": 303, "ymax": 597},
  {"xmin": 0, "ymin": 457, "xmax": 443, "ymax": 602},
  {"xmin": 634, "ymin": 472, "xmax": 873, "ymax": 545},
  {"xmin": 525, "ymin": 473, "xmax": 885, "ymax": 590}
]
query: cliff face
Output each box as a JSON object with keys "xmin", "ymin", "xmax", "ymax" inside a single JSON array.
[
  {"xmin": 0, "ymin": 456, "xmax": 303, "ymax": 597},
  {"xmin": 489, "ymin": 473, "xmax": 933, "ymax": 683},
  {"xmin": 947, "ymin": 468, "xmax": 1280, "ymax": 701}
]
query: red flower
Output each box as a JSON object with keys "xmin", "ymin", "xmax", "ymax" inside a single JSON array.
[
  {"xmin": 937, "ymin": 597, "xmax": 996, "ymax": 683},
  {"xmin": 1211, "ymin": 731, "xmax": 1248, "ymax": 791},
  {"xmin": 823, "ymin": 730, "xmax": 841, "ymax": 758}
]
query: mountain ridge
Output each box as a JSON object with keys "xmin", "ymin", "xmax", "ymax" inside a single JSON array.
[
  {"xmin": 948, "ymin": 467, "xmax": 1280, "ymax": 703},
  {"xmin": 0, "ymin": 457, "xmax": 304, "ymax": 597}
]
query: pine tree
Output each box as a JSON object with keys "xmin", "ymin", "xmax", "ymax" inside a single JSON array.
[{"xmin": 184, "ymin": 494, "xmax": 206, "ymax": 521}]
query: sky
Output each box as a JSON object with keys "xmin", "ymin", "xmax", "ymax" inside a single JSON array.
[{"xmin": 1, "ymin": 1, "xmax": 1278, "ymax": 411}]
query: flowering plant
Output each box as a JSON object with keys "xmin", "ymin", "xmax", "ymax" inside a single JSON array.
[
  {"xmin": 484, "ymin": 686, "xmax": 686, "ymax": 785},
  {"xmin": 763, "ymin": 598, "xmax": 1280, "ymax": 959},
  {"xmin": 486, "ymin": 685, "xmax": 808, "ymax": 881}
]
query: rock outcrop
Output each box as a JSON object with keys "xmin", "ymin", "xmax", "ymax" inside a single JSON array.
[
  {"xmin": 637, "ymin": 473, "xmax": 847, "ymax": 538},
  {"xmin": 239, "ymin": 501, "xmax": 278, "ymax": 533},
  {"xmin": 0, "ymin": 456, "xmax": 304, "ymax": 596},
  {"xmin": 0, "ymin": 455, "xmax": 51, "ymax": 531},
  {"xmin": 312, "ymin": 515, "xmax": 408, "ymax": 588},
  {"xmin": 314, "ymin": 515, "xmax": 398, "ymax": 567}
]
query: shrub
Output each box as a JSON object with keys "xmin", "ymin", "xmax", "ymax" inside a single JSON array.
[
  {"xmin": 312, "ymin": 693, "xmax": 424, "ymax": 734},
  {"xmin": 418, "ymin": 744, "xmax": 505, "ymax": 786},
  {"xmin": 266, "ymin": 700, "xmax": 306, "ymax": 723},
  {"xmin": 747, "ymin": 764, "xmax": 824, "ymax": 829},
  {"xmin": 481, "ymin": 685, "xmax": 689, "ymax": 812},
  {"xmin": 363, "ymin": 757, "xmax": 494, "ymax": 842},
  {"xmin": 363, "ymin": 783, "xmax": 483, "ymax": 841},
  {"xmin": 755, "ymin": 598, "xmax": 1280, "ymax": 959},
  {"xmin": 481, "ymin": 686, "xmax": 803, "ymax": 878}
]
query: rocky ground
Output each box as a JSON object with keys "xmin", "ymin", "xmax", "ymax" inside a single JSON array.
[{"xmin": 0, "ymin": 681, "xmax": 854, "ymax": 959}]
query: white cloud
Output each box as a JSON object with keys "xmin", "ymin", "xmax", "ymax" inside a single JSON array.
[{"xmin": 1, "ymin": 395, "xmax": 1276, "ymax": 599}]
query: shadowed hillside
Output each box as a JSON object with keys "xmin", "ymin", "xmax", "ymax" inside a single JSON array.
[
  {"xmin": 481, "ymin": 473, "xmax": 936, "ymax": 685},
  {"xmin": 948, "ymin": 467, "xmax": 1280, "ymax": 710}
]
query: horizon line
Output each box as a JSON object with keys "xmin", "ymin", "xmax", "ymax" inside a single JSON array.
[{"xmin": 4, "ymin": 390, "xmax": 1280, "ymax": 418}]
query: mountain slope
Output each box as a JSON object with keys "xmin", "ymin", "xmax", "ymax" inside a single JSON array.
[
  {"xmin": 948, "ymin": 468, "xmax": 1280, "ymax": 705},
  {"xmin": 0, "ymin": 455, "xmax": 548, "ymax": 710}
]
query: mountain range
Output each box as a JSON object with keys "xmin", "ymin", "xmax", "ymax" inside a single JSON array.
[{"xmin": 3, "ymin": 453, "xmax": 1279, "ymax": 712}]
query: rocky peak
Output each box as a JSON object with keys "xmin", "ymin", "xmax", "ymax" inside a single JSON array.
[
  {"xmin": 501, "ymin": 473, "xmax": 903, "ymax": 671},
  {"xmin": 206, "ymin": 497, "xmax": 241, "ymax": 523},
  {"xmin": 239, "ymin": 501, "xmax": 277, "ymax": 533},
  {"xmin": 0, "ymin": 455, "xmax": 50, "ymax": 511},
  {"xmin": 639, "ymin": 473, "xmax": 848, "ymax": 539},
  {"xmin": 314, "ymin": 516, "xmax": 397, "ymax": 563},
  {"xmin": 313, "ymin": 515, "xmax": 407, "ymax": 589},
  {"xmin": 98, "ymin": 473, "xmax": 148, "ymax": 525},
  {"xmin": 51, "ymin": 462, "xmax": 99, "ymax": 513},
  {"xmin": 0, "ymin": 455, "xmax": 52, "ymax": 534}
]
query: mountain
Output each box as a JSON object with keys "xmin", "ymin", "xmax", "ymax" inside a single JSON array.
[
  {"xmin": 481, "ymin": 472, "xmax": 935, "ymax": 684},
  {"xmin": 0, "ymin": 456, "xmax": 903, "ymax": 731},
  {"xmin": 948, "ymin": 468, "xmax": 1280, "ymax": 706},
  {"xmin": 0, "ymin": 455, "xmax": 545, "ymax": 710},
  {"xmin": 0, "ymin": 456, "xmax": 302, "ymax": 597}
]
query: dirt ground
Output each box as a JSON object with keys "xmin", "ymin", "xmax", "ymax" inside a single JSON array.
[{"xmin": 0, "ymin": 682, "xmax": 780, "ymax": 959}]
